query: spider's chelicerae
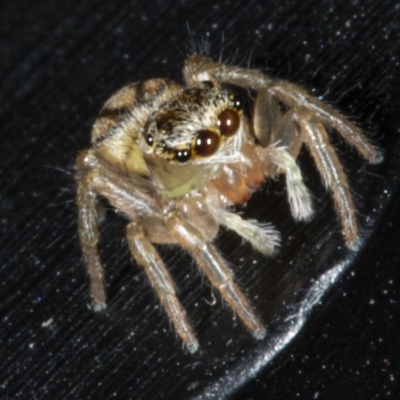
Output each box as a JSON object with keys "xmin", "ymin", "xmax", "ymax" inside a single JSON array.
[{"xmin": 76, "ymin": 55, "xmax": 382, "ymax": 353}]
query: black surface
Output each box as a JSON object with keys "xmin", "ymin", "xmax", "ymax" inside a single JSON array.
[{"xmin": 1, "ymin": 1, "xmax": 399, "ymax": 399}]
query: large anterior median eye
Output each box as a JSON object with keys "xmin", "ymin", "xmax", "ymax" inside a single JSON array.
[
  {"xmin": 218, "ymin": 109, "xmax": 240, "ymax": 137},
  {"xmin": 194, "ymin": 130, "xmax": 220, "ymax": 157}
]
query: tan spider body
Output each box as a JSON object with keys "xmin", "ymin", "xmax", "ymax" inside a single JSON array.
[{"xmin": 76, "ymin": 55, "xmax": 381, "ymax": 352}]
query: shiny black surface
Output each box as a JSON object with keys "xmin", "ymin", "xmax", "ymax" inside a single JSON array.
[{"xmin": 1, "ymin": 1, "xmax": 399, "ymax": 399}]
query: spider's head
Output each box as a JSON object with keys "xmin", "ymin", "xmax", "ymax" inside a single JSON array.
[
  {"xmin": 140, "ymin": 85, "xmax": 251, "ymax": 197},
  {"xmin": 141, "ymin": 85, "xmax": 245, "ymax": 164}
]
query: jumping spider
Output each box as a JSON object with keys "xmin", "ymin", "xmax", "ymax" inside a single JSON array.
[{"xmin": 76, "ymin": 55, "xmax": 382, "ymax": 353}]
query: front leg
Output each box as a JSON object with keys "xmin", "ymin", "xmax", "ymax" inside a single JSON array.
[
  {"xmin": 126, "ymin": 221, "xmax": 198, "ymax": 353},
  {"xmin": 165, "ymin": 211, "xmax": 266, "ymax": 339}
]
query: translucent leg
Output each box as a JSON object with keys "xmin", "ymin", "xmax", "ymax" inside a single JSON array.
[
  {"xmin": 76, "ymin": 150, "xmax": 163, "ymax": 309},
  {"xmin": 165, "ymin": 212, "xmax": 266, "ymax": 339},
  {"xmin": 126, "ymin": 222, "xmax": 199, "ymax": 353},
  {"xmin": 183, "ymin": 54, "xmax": 272, "ymax": 90},
  {"xmin": 184, "ymin": 56, "xmax": 382, "ymax": 163},
  {"xmin": 299, "ymin": 118, "xmax": 360, "ymax": 249},
  {"xmin": 76, "ymin": 155, "xmax": 106, "ymax": 309},
  {"xmin": 258, "ymin": 146, "xmax": 314, "ymax": 222},
  {"xmin": 268, "ymin": 81, "xmax": 382, "ymax": 163},
  {"xmin": 210, "ymin": 206, "xmax": 280, "ymax": 255}
]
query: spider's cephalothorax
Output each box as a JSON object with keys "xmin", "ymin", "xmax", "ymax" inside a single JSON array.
[
  {"xmin": 144, "ymin": 85, "xmax": 243, "ymax": 160},
  {"xmin": 76, "ymin": 55, "xmax": 382, "ymax": 353}
]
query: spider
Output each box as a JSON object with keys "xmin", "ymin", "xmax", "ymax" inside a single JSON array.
[{"xmin": 76, "ymin": 55, "xmax": 382, "ymax": 353}]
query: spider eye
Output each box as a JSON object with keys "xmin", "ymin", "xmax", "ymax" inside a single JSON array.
[
  {"xmin": 230, "ymin": 94, "xmax": 242, "ymax": 110},
  {"xmin": 218, "ymin": 109, "xmax": 240, "ymax": 137},
  {"xmin": 175, "ymin": 149, "xmax": 191, "ymax": 163},
  {"xmin": 201, "ymin": 80, "xmax": 214, "ymax": 88},
  {"xmin": 194, "ymin": 130, "xmax": 220, "ymax": 157},
  {"xmin": 145, "ymin": 133, "xmax": 154, "ymax": 146}
]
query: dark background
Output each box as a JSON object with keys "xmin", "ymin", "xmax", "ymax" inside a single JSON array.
[{"xmin": 1, "ymin": 1, "xmax": 399, "ymax": 399}]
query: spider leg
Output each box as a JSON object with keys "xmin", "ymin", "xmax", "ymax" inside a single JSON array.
[
  {"xmin": 253, "ymin": 90, "xmax": 314, "ymax": 220},
  {"xmin": 258, "ymin": 146, "xmax": 314, "ymax": 222},
  {"xmin": 254, "ymin": 91, "xmax": 304, "ymax": 157},
  {"xmin": 126, "ymin": 222, "xmax": 198, "ymax": 353},
  {"xmin": 254, "ymin": 80, "xmax": 381, "ymax": 247},
  {"xmin": 76, "ymin": 153, "xmax": 106, "ymax": 309},
  {"xmin": 183, "ymin": 54, "xmax": 272, "ymax": 90},
  {"xmin": 268, "ymin": 81, "xmax": 383, "ymax": 163},
  {"xmin": 297, "ymin": 117, "xmax": 360, "ymax": 249},
  {"xmin": 76, "ymin": 150, "xmax": 162, "ymax": 309},
  {"xmin": 165, "ymin": 211, "xmax": 266, "ymax": 339},
  {"xmin": 77, "ymin": 153, "xmax": 198, "ymax": 351},
  {"xmin": 210, "ymin": 206, "xmax": 280, "ymax": 255}
]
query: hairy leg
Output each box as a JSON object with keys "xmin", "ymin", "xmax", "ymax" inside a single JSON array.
[
  {"xmin": 185, "ymin": 57, "xmax": 381, "ymax": 163},
  {"xmin": 126, "ymin": 222, "xmax": 199, "ymax": 353},
  {"xmin": 268, "ymin": 81, "xmax": 382, "ymax": 163},
  {"xmin": 165, "ymin": 211, "xmax": 266, "ymax": 339},
  {"xmin": 253, "ymin": 78, "xmax": 382, "ymax": 247},
  {"xmin": 258, "ymin": 146, "xmax": 314, "ymax": 222},
  {"xmin": 210, "ymin": 206, "xmax": 280, "ymax": 255},
  {"xmin": 76, "ymin": 153, "xmax": 106, "ymax": 309},
  {"xmin": 76, "ymin": 150, "xmax": 165, "ymax": 308},
  {"xmin": 298, "ymin": 118, "xmax": 359, "ymax": 249},
  {"xmin": 183, "ymin": 54, "xmax": 272, "ymax": 91}
]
